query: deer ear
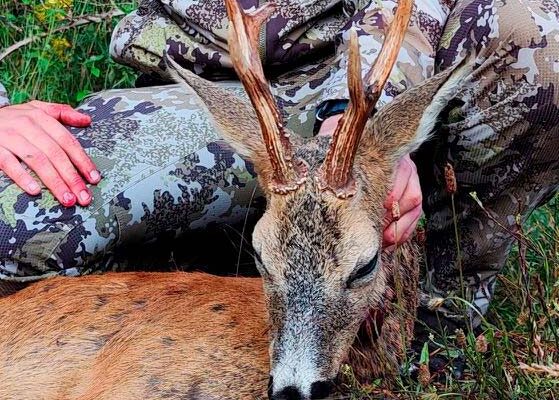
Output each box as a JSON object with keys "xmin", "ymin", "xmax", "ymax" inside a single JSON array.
[
  {"xmin": 166, "ymin": 56, "xmax": 266, "ymax": 162},
  {"xmin": 361, "ymin": 60, "xmax": 471, "ymax": 164}
]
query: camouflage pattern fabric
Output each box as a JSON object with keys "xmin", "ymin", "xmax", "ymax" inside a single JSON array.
[
  {"xmin": 416, "ymin": 0, "xmax": 559, "ymax": 328},
  {"xmin": 0, "ymin": 83, "xmax": 263, "ymax": 280},
  {"xmin": 0, "ymin": 0, "xmax": 558, "ymax": 335},
  {"xmin": 110, "ymin": 0, "xmax": 453, "ymax": 108},
  {"xmin": 0, "ymin": 83, "xmax": 8, "ymax": 108}
]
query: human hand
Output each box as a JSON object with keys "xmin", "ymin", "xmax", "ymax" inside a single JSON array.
[
  {"xmin": 0, "ymin": 100, "xmax": 100, "ymax": 207},
  {"xmin": 383, "ymin": 154, "xmax": 422, "ymax": 248},
  {"xmin": 318, "ymin": 117, "xmax": 422, "ymax": 247}
]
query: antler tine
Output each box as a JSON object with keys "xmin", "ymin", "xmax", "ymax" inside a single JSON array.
[
  {"xmin": 225, "ymin": 0, "xmax": 306, "ymax": 194},
  {"xmin": 318, "ymin": 0, "xmax": 413, "ymax": 199}
]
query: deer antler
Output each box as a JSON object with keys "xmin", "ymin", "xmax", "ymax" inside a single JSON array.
[
  {"xmin": 225, "ymin": 0, "xmax": 306, "ymax": 194},
  {"xmin": 318, "ymin": 0, "xmax": 413, "ymax": 199}
]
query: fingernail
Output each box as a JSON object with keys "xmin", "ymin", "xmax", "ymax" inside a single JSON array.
[
  {"xmin": 79, "ymin": 189, "xmax": 90, "ymax": 203},
  {"xmin": 63, "ymin": 192, "xmax": 76, "ymax": 205},
  {"xmin": 90, "ymin": 170, "xmax": 101, "ymax": 182},
  {"xmin": 27, "ymin": 182, "xmax": 40, "ymax": 193}
]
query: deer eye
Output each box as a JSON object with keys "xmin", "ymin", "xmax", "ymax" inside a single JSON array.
[{"xmin": 347, "ymin": 253, "xmax": 379, "ymax": 287}]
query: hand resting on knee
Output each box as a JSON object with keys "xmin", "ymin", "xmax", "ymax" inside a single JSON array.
[{"xmin": 0, "ymin": 100, "xmax": 100, "ymax": 207}]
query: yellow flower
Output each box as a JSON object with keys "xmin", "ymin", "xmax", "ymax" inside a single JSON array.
[
  {"xmin": 35, "ymin": 0, "xmax": 73, "ymax": 23},
  {"xmin": 51, "ymin": 37, "xmax": 72, "ymax": 60},
  {"xmin": 46, "ymin": 0, "xmax": 73, "ymax": 7}
]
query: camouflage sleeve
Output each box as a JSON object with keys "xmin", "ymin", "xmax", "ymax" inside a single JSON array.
[
  {"xmin": 109, "ymin": 0, "xmax": 347, "ymax": 82},
  {"xmin": 0, "ymin": 83, "xmax": 9, "ymax": 108},
  {"xmin": 316, "ymin": 0, "xmax": 455, "ymax": 109},
  {"xmin": 110, "ymin": 0, "xmax": 234, "ymax": 81}
]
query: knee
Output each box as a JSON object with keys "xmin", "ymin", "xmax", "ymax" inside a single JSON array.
[
  {"xmin": 439, "ymin": 0, "xmax": 559, "ymax": 71},
  {"xmin": 493, "ymin": 0, "xmax": 557, "ymax": 47},
  {"xmin": 497, "ymin": 1, "xmax": 559, "ymax": 85}
]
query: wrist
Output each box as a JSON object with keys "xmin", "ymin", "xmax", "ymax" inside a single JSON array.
[
  {"xmin": 315, "ymin": 99, "xmax": 349, "ymax": 122},
  {"xmin": 314, "ymin": 99, "xmax": 349, "ymax": 135},
  {"xmin": 318, "ymin": 114, "xmax": 344, "ymax": 136}
]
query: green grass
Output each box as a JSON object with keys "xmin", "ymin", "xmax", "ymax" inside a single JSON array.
[
  {"xmin": 341, "ymin": 198, "xmax": 559, "ymax": 399},
  {"xmin": 0, "ymin": 0, "xmax": 138, "ymax": 106},
  {"xmin": 1, "ymin": 1, "xmax": 558, "ymax": 398}
]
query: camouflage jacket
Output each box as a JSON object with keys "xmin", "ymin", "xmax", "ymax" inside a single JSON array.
[
  {"xmin": 0, "ymin": 83, "xmax": 8, "ymax": 108},
  {"xmin": 1, "ymin": 0, "xmax": 455, "ymax": 107}
]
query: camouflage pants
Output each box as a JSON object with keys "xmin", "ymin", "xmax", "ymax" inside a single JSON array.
[
  {"xmin": 0, "ymin": 83, "xmax": 255, "ymax": 280},
  {"xmin": 1, "ymin": 0, "xmax": 559, "ymax": 330},
  {"xmin": 0, "ymin": 76, "xmax": 324, "ymax": 281},
  {"xmin": 416, "ymin": 0, "xmax": 559, "ymax": 327}
]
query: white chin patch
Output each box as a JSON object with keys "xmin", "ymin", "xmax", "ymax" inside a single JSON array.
[{"xmin": 271, "ymin": 347, "xmax": 322, "ymax": 396}]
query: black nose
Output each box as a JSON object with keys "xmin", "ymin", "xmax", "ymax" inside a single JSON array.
[
  {"xmin": 268, "ymin": 379, "xmax": 334, "ymax": 400},
  {"xmin": 310, "ymin": 380, "xmax": 334, "ymax": 399},
  {"xmin": 270, "ymin": 386, "xmax": 303, "ymax": 400}
]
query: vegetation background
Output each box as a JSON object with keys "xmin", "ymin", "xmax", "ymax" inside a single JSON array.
[
  {"xmin": 0, "ymin": 0, "xmax": 137, "ymax": 105},
  {"xmin": 0, "ymin": 0, "xmax": 558, "ymax": 399}
]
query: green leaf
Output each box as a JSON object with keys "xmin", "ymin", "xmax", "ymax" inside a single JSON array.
[
  {"xmin": 12, "ymin": 90, "xmax": 30, "ymax": 104},
  {"xmin": 76, "ymin": 90, "xmax": 91, "ymax": 102},
  {"xmin": 90, "ymin": 65, "xmax": 101, "ymax": 78},
  {"xmin": 420, "ymin": 342, "xmax": 430, "ymax": 364},
  {"xmin": 88, "ymin": 54, "xmax": 105, "ymax": 62},
  {"xmin": 445, "ymin": 349, "xmax": 463, "ymax": 359},
  {"xmin": 37, "ymin": 56, "xmax": 52, "ymax": 70}
]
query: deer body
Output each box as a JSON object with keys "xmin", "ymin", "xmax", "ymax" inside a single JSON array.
[
  {"xmin": 0, "ymin": 242, "xmax": 418, "ymax": 400},
  {"xmin": 0, "ymin": 273, "xmax": 270, "ymax": 400}
]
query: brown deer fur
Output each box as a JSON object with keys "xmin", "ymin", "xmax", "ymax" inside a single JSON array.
[
  {"xmin": 0, "ymin": 243, "xmax": 417, "ymax": 400},
  {"xmin": 0, "ymin": 273, "xmax": 270, "ymax": 400}
]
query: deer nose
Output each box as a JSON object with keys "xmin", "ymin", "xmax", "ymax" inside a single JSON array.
[
  {"xmin": 270, "ymin": 385, "xmax": 303, "ymax": 400},
  {"xmin": 310, "ymin": 380, "xmax": 334, "ymax": 399},
  {"xmin": 268, "ymin": 378, "xmax": 334, "ymax": 400}
]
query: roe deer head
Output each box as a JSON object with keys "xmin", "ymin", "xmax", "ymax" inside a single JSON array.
[{"xmin": 167, "ymin": 0, "xmax": 469, "ymax": 398}]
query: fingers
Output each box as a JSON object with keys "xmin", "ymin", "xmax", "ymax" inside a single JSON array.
[
  {"xmin": 383, "ymin": 204, "xmax": 422, "ymax": 247},
  {"xmin": 401, "ymin": 211, "xmax": 422, "ymax": 242},
  {"xmin": 384, "ymin": 155, "xmax": 414, "ymax": 210},
  {"xmin": 1, "ymin": 133, "xmax": 77, "ymax": 207},
  {"xmin": 0, "ymin": 102, "xmax": 100, "ymax": 207},
  {"xmin": 17, "ymin": 118, "xmax": 92, "ymax": 206},
  {"xmin": 36, "ymin": 112, "xmax": 100, "ymax": 184},
  {"xmin": 397, "ymin": 168, "xmax": 422, "ymax": 216},
  {"xmin": 382, "ymin": 154, "xmax": 423, "ymax": 247},
  {"xmin": 29, "ymin": 100, "xmax": 91, "ymax": 127},
  {"xmin": 0, "ymin": 146, "xmax": 41, "ymax": 195},
  {"xmin": 382, "ymin": 173, "xmax": 422, "ymax": 230}
]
